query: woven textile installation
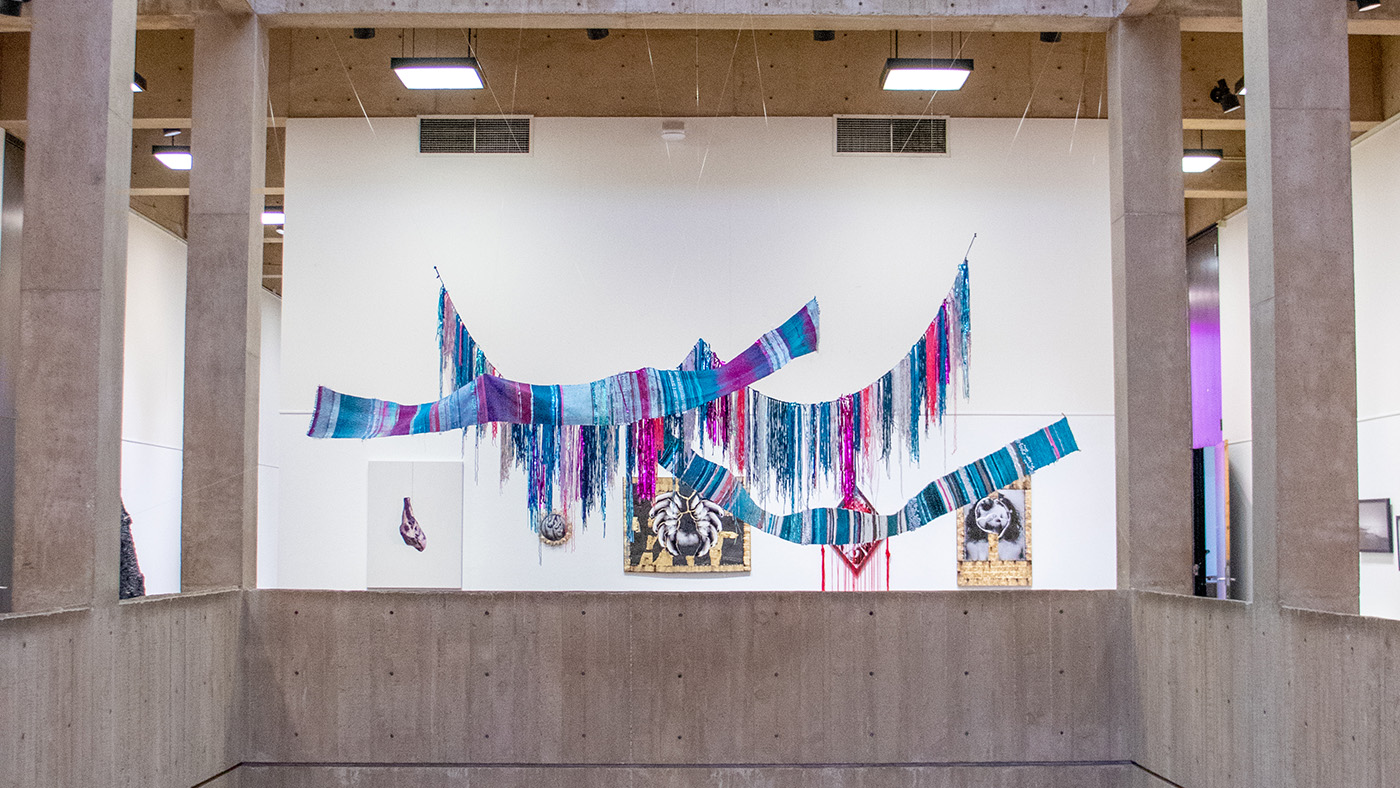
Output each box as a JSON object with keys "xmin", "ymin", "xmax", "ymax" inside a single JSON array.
[
  {"xmin": 440, "ymin": 259, "xmax": 973, "ymax": 530},
  {"xmin": 822, "ymin": 540, "xmax": 889, "ymax": 591},
  {"xmin": 307, "ymin": 298, "xmax": 819, "ymax": 438},
  {"xmin": 625, "ymin": 477, "xmax": 751, "ymax": 573},
  {"xmin": 119, "ymin": 503, "xmax": 146, "ymax": 600},
  {"xmin": 676, "ymin": 259, "xmax": 971, "ymax": 512},
  {"xmin": 956, "ymin": 478, "xmax": 1031, "ymax": 586},
  {"xmin": 655, "ymin": 417, "xmax": 1077, "ymax": 545}
]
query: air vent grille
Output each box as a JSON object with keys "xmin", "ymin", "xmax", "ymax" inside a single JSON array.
[
  {"xmin": 419, "ymin": 117, "xmax": 531, "ymax": 154},
  {"xmin": 835, "ymin": 116, "xmax": 948, "ymax": 155}
]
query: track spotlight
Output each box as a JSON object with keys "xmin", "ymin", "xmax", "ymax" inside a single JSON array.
[
  {"xmin": 352, "ymin": 28, "xmax": 376, "ymax": 39},
  {"xmin": 814, "ymin": 30, "xmax": 836, "ymax": 42},
  {"xmin": 586, "ymin": 28, "xmax": 610, "ymax": 40},
  {"xmin": 1357, "ymin": 0, "xmax": 1381, "ymax": 10},
  {"xmin": 131, "ymin": 72, "xmax": 147, "ymax": 93},
  {"xmin": 1209, "ymin": 78, "xmax": 1241, "ymax": 113},
  {"xmin": 152, "ymin": 145, "xmax": 192, "ymax": 171},
  {"xmin": 1234, "ymin": 77, "xmax": 1246, "ymax": 96},
  {"xmin": 1039, "ymin": 32, "xmax": 1062, "ymax": 43},
  {"xmin": 0, "ymin": 0, "xmax": 28, "ymax": 18},
  {"xmin": 162, "ymin": 128, "xmax": 182, "ymax": 137},
  {"xmin": 391, "ymin": 57, "xmax": 484, "ymax": 90}
]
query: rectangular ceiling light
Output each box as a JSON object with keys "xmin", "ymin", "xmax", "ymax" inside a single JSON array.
[
  {"xmin": 391, "ymin": 57, "xmax": 484, "ymax": 90},
  {"xmin": 261, "ymin": 207, "xmax": 285, "ymax": 225},
  {"xmin": 152, "ymin": 145, "xmax": 192, "ymax": 171},
  {"xmin": 131, "ymin": 71, "xmax": 147, "ymax": 92},
  {"xmin": 881, "ymin": 58, "xmax": 973, "ymax": 91},
  {"xmin": 1182, "ymin": 148, "xmax": 1223, "ymax": 173}
]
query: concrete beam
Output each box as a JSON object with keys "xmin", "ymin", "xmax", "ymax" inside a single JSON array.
[
  {"xmin": 12, "ymin": 0, "xmax": 137, "ymax": 612},
  {"xmin": 1184, "ymin": 189, "xmax": 1249, "ymax": 199},
  {"xmin": 181, "ymin": 13, "xmax": 268, "ymax": 592},
  {"xmin": 246, "ymin": 0, "xmax": 1121, "ymax": 30},
  {"xmin": 1107, "ymin": 17, "xmax": 1193, "ymax": 596},
  {"xmin": 1242, "ymin": 0, "xmax": 1359, "ymax": 613}
]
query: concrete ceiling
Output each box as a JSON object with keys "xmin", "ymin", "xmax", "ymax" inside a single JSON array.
[{"xmin": 2, "ymin": 20, "xmax": 1399, "ymax": 292}]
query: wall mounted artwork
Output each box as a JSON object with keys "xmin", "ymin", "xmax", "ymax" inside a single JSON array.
[
  {"xmin": 822, "ymin": 540, "xmax": 889, "ymax": 591},
  {"xmin": 1359, "ymin": 498, "xmax": 1393, "ymax": 553},
  {"xmin": 367, "ymin": 461, "xmax": 464, "ymax": 589},
  {"xmin": 957, "ymin": 478, "xmax": 1031, "ymax": 587},
  {"xmin": 625, "ymin": 477, "xmax": 751, "ymax": 573}
]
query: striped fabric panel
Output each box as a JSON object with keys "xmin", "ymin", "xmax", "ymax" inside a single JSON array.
[
  {"xmin": 659, "ymin": 417, "xmax": 1079, "ymax": 545},
  {"xmin": 308, "ymin": 299, "xmax": 820, "ymax": 438}
]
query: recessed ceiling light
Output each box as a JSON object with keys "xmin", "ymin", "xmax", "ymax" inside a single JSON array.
[
  {"xmin": 1182, "ymin": 148, "xmax": 1223, "ymax": 173},
  {"xmin": 390, "ymin": 57, "xmax": 484, "ymax": 90},
  {"xmin": 152, "ymin": 145, "xmax": 191, "ymax": 170},
  {"xmin": 131, "ymin": 72, "xmax": 147, "ymax": 93},
  {"xmin": 881, "ymin": 58, "xmax": 974, "ymax": 91}
]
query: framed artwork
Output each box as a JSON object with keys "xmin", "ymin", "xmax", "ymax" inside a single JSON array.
[
  {"xmin": 1358, "ymin": 498, "xmax": 1393, "ymax": 553},
  {"xmin": 625, "ymin": 477, "xmax": 751, "ymax": 573},
  {"xmin": 957, "ymin": 478, "xmax": 1031, "ymax": 587},
  {"xmin": 367, "ymin": 461, "xmax": 464, "ymax": 589}
]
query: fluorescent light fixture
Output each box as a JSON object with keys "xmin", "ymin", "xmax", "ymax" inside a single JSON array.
[
  {"xmin": 390, "ymin": 57, "xmax": 484, "ymax": 90},
  {"xmin": 1182, "ymin": 148, "xmax": 1223, "ymax": 173},
  {"xmin": 881, "ymin": 58, "xmax": 974, "ymax": 91},
  {"xmin": 152, "ymin": 145, "xmax": 192, "ymax": 170},
  {"xmin": 131, "ymin": 72, "xmax": 147, "ymax": 93},
  {"xmin": 261, "ymin": 207, "xmax": 286, "ymax": 225}
]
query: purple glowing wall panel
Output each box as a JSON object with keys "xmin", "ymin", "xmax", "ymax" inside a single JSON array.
[{"xmin": 1187, "ymin": 227, "xmax": 1224, "ymax": 450}]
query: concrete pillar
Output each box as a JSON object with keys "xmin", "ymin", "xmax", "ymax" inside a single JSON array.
[
  {"xmin": 1107, "ymin": 18, "xmax": 1194, "ymax": 595},
  {"xmin": 10, "ymin": 0, "xmax": 136, "ymax": 612},
  {"xmin": 181, "ymin": 13, "xmax": 268, "ymax": 592},
  {"xmin": 1243, "ymin": 0, "xmax": 1358, "ymax": 613}
]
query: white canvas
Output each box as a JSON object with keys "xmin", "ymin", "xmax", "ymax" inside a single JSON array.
[{"xmin": 367, "ymin": 461, "xmax": 464, "ymax": 588}]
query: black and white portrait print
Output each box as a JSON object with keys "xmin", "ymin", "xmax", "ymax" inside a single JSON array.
[{"xmin": 956, "ymin": 479, "xmax": 1032, "ymax": 587}]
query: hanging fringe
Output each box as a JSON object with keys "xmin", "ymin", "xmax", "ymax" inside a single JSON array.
[
  {"xmin": 433, "ymin": 257, "xmax": 971, "ymax": 537},
  {"xmin": 822, "ymin": 540, "xmax": 890, "ymax": 591}
]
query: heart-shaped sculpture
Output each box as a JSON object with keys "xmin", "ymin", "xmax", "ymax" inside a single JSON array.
[{"xmin": 399, "ymin": 497, "xmax": 426, "ymax": 552}]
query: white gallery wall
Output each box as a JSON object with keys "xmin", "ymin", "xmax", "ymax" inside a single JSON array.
[
  {"xmin": 121, "ymin": 213, "xmax": 188, "ymax": 595},
  {"xmin": 121, "ymin": 212, "xmax": 285, "ymax": 593},
  {"xmin": 1217, "ymin": 117, "xmax": 1400, "ymax": 620},
  {"xmin": 276, "ymin": 116, "xmax": 1115, "ymax": 591},
  {"xmin": 258, "ymin": 289, "xmax": 282, "ymax": 587}
]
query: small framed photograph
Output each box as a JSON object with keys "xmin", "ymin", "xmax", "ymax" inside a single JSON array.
[{"xmin": 1358, "ymin": 498, "xmax": 1393, "ymax": 553}]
